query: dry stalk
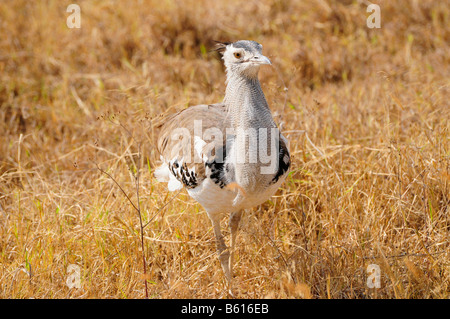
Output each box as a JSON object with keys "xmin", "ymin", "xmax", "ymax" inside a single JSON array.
[{"xmin": 94, "ymin": 116, "xmax": 149, "ymax": 298}]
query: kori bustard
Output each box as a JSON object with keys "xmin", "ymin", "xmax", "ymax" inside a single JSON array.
[{"xmin": 154, "ymin": 40, "xmax": 290, "ymax": 288}]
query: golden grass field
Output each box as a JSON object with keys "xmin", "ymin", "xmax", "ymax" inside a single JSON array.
[{"xmin": 0, "ymin": 0, "xmax": 448, "ymax": 299}]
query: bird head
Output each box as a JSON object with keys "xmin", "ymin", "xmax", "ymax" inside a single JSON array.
[{"xmin": 215, "ymin": 40, "xmax": 271, "ymax": 79}]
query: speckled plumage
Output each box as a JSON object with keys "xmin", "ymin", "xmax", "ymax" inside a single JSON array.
[{"xmin": 154, "ymin": 40, "xmax": 290, "ymax": 290}]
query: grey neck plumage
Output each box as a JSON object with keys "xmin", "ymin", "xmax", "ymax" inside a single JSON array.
[
  {"xmin": 223, "ymin": 71, "xmax": 277, "ymax": 130},
  {"xmin": 223, "ymin": 69, "xmax": 279, "ymax": 194}
]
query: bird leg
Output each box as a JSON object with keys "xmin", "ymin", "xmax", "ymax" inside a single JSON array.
[
  {"xmin": 208, "ymin": 211, "xmax": 242, "ymax": 295},
  {"xmin": 229, "ymin": 211, "xmax": 242, "ymax": 279},
  {"xmin": 209, "ymin": 213, "xmax": 232, "ymax": 283}
]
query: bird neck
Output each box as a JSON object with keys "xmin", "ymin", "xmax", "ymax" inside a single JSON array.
[
  {"xmin": 223, "ymin": 71, "xmax": 280, "ymax": 197},
  {"xmin": 223, "ymin": 72, "xmax": 277, "ymax": 130}
]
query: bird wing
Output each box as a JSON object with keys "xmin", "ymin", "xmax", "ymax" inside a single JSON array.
[
  {"xmin": 154, "ymin": 103, "xmax": 230, "ymax": 190},
  {"xmin": 271, "ymin": 133, "xmax": 291, "ymax": 184}
]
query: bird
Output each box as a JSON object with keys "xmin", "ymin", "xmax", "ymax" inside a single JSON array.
[{"xmin": 154, "ymin": 40, "xmax": 291, "ymax": 291}]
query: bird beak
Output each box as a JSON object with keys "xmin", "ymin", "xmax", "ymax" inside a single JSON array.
[{"xmin": 251, "ymin": 54, "xmax": 272, "ymax": 65}]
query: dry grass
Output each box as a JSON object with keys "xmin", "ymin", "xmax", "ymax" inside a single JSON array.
[{"xmin": 0, "ymin": 0, "xmax": 449, "ymax": 299}]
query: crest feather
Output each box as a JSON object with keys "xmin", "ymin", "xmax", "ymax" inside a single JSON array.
[{"xmin": 213, "ymin": 40, "xmax": 232, "ymax": 53}]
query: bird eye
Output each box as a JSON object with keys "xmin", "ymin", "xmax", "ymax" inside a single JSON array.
[{"xmin": 234, "ymin": 52, "xmax": 242, "ymax": 59}]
